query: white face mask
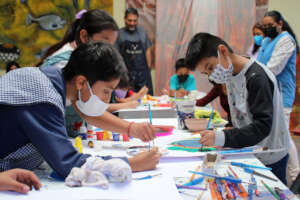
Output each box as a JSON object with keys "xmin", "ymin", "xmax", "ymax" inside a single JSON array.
[
  {"xmin": 208, "ymin": 52, "xmax": 233, "ymax": 84},
  {"xmin": 76, "ymin": 82, "xmax": 109, "ymax": 117}
]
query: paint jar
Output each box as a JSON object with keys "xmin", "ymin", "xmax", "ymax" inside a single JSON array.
[
  {"xmin": 79, "ymin": 124, "xmax": 87, "ymax": 140},
  {"xmin": 96, "ymin": 131, "xmax": 104, "ymax": 140},
  {"xmin": 175, "ymin": 100, "xmax": 195, "ymax": 129},
  {"xmin": 122, "ymin": 134, "xmax": 129, "ymax": 142},
  {"xmin": 202, "ymin": 153, "xmax": 220, "ymax": 174},
  {"xmin": 112, "ymin": 133, "xmax": 120, "ymax": 141}
]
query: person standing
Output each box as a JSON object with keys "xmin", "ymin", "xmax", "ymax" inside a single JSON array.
[
  {"xmin": 247, "ymin": 23, "xmax": 265, "ymax": 59},
  {"xmin": 115, "ymin": 8, "xmax": 153, "ymax": 95},
  {"xmin": 257, "ymin": 10, "xmax": 299, "ymax": 183}
]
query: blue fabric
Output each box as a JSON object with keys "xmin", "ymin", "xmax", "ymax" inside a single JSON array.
[
  {"xmin": 41, "ymin": 51, "xmax": 72, "ymax": 67},
  {"xmin": 0, "ymin": 66, "xmax": 64, "ymax": 115},
  {"xmin": 257, "ymin": 32, "xmax": 296, "ymax": 108},
  {"xmin": 169, "ymin": 74, "xmax": 196, "ymax": 91},
  {"xmin": 266, "ymin": 154, "xmax": 289, "ymax": 185}
]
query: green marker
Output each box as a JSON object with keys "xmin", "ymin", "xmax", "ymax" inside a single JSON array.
[
  {"xmin": 261, "ymin": 180, "xmax": 280, "ymax": 200},
  {"xmin": 198, "ymin": 147, "xmax": 216, "ymax": 152}
]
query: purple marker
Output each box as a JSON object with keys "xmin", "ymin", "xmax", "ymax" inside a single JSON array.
[
  {"xmin": 176, "ymin": 184, "xmax": 207, "ymax": 191},
  {"xmin": 275, "ymin": 187, "xmax": 287, "ymax": 200}
]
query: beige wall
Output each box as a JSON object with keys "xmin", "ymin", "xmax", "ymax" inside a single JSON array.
[{"xmin": 268, "ymin": 0, "xmax": 300, "ymax": 41}]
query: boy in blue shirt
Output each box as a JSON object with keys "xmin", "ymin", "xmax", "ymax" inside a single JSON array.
[{"xmin": 169, "ymin": 58, "xmax": 196, "ymax": 97}]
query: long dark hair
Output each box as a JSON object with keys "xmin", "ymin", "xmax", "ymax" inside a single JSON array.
[
  {"xmin": 265, "ymin": 10, "xmax": 299, "ymax": 53},
  {"xmin": 62, "ymin": 41, "xmax": 126, "ymax": 86},
  {"xmin": 37, "ymin": 9, "xmax": 118, "ymax": 66},
  {"xmin": 252, "ymin": 23, "xmax": 264, "ymax": 55}
]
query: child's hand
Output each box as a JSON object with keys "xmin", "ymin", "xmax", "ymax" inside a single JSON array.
[
  {"xmin": 137, "ymin": 86, "xmax": 148, "ymax": 98},
  {"xmin": 129, "ymin": 122, "xmax": 156, "ymax": 142},
  {"xmin": 199, "ymin": 130, "xmax": 215, "ymax": 146},
  {"xmin": 161, "ymin": 88, "xmax": 169, "ymax": 96},
  {"xmin": 127, "ymin": 101, "xmax": 139, "ymax": 108},
  {"xmin": 0, "ymin": 169, "xmax": 41, "ymax": 194},
  {"xmin": 128, "ymin": 147, "xmax": 161, "ymax": 172}
]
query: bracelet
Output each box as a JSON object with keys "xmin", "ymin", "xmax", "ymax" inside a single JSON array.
[{"xmin": 127, "ymin": 122, "xmax": 134, "ymax": 137}]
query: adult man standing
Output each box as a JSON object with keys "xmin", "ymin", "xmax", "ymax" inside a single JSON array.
[{"xmin": 115, "ymin": 8, "xmax": 153, "ymax": 95}]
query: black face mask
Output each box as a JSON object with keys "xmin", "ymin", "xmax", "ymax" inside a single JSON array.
[
  {"xmin": 263, "ymin": 26, "xmax": 278, "ymax": 38},
  {"xmin": 178, "ymin": 74, "xmax": 189, "ymax": 83}
]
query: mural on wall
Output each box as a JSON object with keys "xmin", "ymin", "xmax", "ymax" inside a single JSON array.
[{"xmin": 0, "ymin": 0, "xmax": 113, "ymax": 69}]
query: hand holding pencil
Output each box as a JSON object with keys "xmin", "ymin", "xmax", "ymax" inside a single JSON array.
[
  {"xmin": 199, "ymin": 108, "xmax": 215, "ymax": 146},
  {"xmin": 199, "ymin": 130, "xmax": 216, "ymax": 146}
]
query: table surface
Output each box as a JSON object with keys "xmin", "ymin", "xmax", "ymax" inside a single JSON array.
[
  {"xmin": 0, "ymin": 117, "xmax": 298, "ymax": 200},
  {"xmin": 83, "ymin": 118, "xmax": 298, "ymax": 200}
]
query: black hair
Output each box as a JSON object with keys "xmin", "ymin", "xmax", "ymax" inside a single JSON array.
[
  {"xmin": 252, "ymin": 23, "xmax": 264, "ymax": 55},
  {"xmin": 185, "ymin": 32, "xmax": 234, "ymax": 71},
  {"xmin": 62, "ymin": 41, "xmax": 126, "ymax": 86},
  {"xmin": 6, "ymin": 61, "xmax": 20, "ymax": 72},
  {"xmin": 175, "ymin": 58, "xmax": 186, "ymax": 71},
  {"xmin": 37, "ymin": 9, "xmax": 118, "ymax": 66},
  {"xmin": 117, "ymin": 72, "xmax": 133, "ymax": 89},
  {"xmin": 265, "ymin": 10, "xmax": 299, "ymax": 53},
  {"xmin": 125, "ymin": 8, "xmax": 139, "ymax": 18}
]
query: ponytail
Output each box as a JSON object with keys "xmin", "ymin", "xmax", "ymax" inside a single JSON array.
[{"xmin": 37, "ymin": 9, "xmax": 119, "ymax": 66}]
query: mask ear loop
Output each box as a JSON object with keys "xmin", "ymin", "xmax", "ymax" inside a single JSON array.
[
  {"xmin": 86, "ymin": 81, "xmax": 93, "ymax": 95},
  {"xmin": 78, "ymin": 81, "xmax": 93, "ymax": 102},
  {"xmin": 218, "ymin": 50, "xmax": 233, "ymax": 69},
  {"xmin": 217, "ymin": 50, "xmax": 221, "ymax": 64}
]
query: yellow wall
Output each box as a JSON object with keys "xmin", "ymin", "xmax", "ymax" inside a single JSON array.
[
  {"xmin": 113, "ymin": 0, "xmax": 126, "ymax": 28},
  {"xmin": 268, "ymin": 0, "xmax": 300, "ymax": 41}
]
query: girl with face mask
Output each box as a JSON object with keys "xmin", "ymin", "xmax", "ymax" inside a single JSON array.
[
  {"xmin": 0, "ymin": 42, "xmax": 161, "ymax": 179},
  {"xmin": 247, "ymin": 23, "xmax": 264, "ymax": 59},
  {"xmin": 257, "ymin": 10, "xmax": 300, "ymax": 184},
  {"xmin": 110, "ymin": 73, "xmax": 148, "ymax": 105},
  {"xmin": 168, "ymin": 58, "xmax": 197, "ymax": 97},
  {"xmin": 36, "ymin": 9, "xmax": 143, "ymax": 137}
]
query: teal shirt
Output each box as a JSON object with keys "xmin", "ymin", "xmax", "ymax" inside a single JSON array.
[{"xmin": 170, "ymin": 74, "xmax": 196, "ymax": 91}]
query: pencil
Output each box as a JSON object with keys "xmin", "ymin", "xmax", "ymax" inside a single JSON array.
[
  {"xmin": 228, "ymin": 166, "xmax": 248, "ymax": 198},
  {"xmin": 189, "ymin": 165, "xmax": 201, "ymax": 181},
  {"xmin": 197, "ymin": 181, "xmax": 208, "ymax": 200},
  {"xmin": 206, "ymin": 108, "xmax": 214, "ymax": 130}
]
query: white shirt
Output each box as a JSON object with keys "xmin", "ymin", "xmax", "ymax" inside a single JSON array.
[{"xmin": 266, "ymin": 31, "xmax": 296, "ymax": 75}]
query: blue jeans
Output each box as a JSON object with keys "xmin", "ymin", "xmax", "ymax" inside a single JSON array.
[{"xmin": 266, "ymin": 154, "xmax": 289, "ymax": 185}]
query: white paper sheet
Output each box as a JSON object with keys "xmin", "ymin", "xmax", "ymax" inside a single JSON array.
[{"xmin": 0, "ymin": 176, "xmax": 182, "ymax": 200}]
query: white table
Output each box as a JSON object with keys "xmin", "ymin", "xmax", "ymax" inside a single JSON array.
[
  {"xmin": 1, "ymin": 118, "xmax": 298, "ymax": 200},
  {"xmin": 83, "ymin": 118, "xmax": 298, "ymax": 200}
]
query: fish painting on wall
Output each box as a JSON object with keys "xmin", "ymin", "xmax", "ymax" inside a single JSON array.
[{"xmin": 0, "ymin": 0, "xmax": 112, "ymax": 69}]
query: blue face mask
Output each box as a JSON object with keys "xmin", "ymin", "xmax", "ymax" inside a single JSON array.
[{"xmin": 253, "ymin": 35, "xmax": 263, "ymax": 46}]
